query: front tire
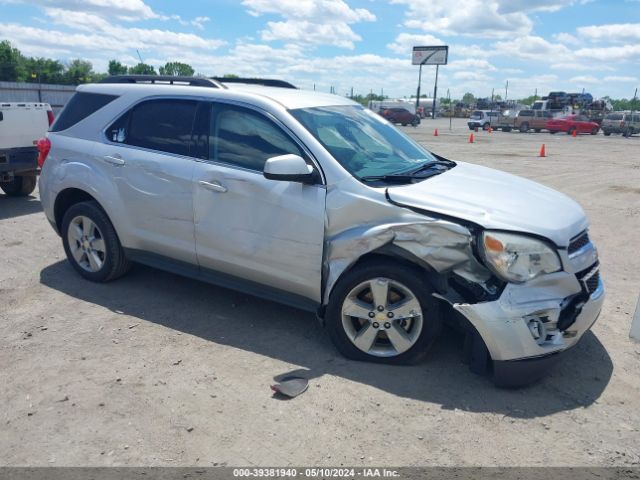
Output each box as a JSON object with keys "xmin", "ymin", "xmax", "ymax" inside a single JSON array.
[
  {"xmin": 519, "ymin": 123, "xmax": 529, "ymax": 133},
  {"xmin": 61, "ymin": 201, "xmax": 131, "ymax": 282},
  {"xmin": 325, "ymin": 261, "xmax": 442, "ymax": 365},
  {"xmin": 591, "ymin": 127, "xmax": 599, "ymax": 135},
  {"xmin": 0, "ymin": 174, "xmax": 37, "ymax": 197}
]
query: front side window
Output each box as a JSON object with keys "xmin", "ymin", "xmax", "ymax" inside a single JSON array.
[
  {"xmin": 291, "ymin": 105, "xmax": 437, "ymax": 180},
  {"xmin": 210, "ymin": 105, "xmax": 303, "ymax": 171},
  {"xmin": 107, "ymin": 99, "xmax": 198, "ymax": 157}
]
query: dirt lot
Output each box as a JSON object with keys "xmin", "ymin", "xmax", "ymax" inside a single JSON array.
[{"xmin": 1, "ymin": 119, "xmax": 639, "ymax": 467}]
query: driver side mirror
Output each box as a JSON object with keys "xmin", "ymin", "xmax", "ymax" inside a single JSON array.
[{"xmin": 263, "ymin": 154, "xmax": 318, "ymax": 185}]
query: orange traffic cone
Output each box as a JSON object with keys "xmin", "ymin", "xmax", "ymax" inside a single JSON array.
[
  {"xmin": 572, "ymin": 129, "xmax": 577, "ymax": 137},
  {"xmin": 434, "ymin": 128, "xmax": 439, "ymax": 136},
  {"xmin": 488, "ymin": 126, "xmax": 493, "ymax": 133},
  {"xmin": 539, "ymin": 144, "xmax": 546, "ymax": 157},
  {"xmin": 469, "ymin": 133, "xmax": 474, "ymax": 143}
]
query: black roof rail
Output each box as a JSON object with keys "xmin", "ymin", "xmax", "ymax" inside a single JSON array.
[
  {"xmin": 99, "ymin": 75, "xmax": 226, "ymax": 89},
  {"xmin": 212, "ymin": 77, "xmax": 297, "ymax": 89}
]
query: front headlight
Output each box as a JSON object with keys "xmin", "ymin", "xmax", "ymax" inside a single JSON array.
[{"xmin": 480, "ymin": 231, "xmax": 561, "ymax": 283}]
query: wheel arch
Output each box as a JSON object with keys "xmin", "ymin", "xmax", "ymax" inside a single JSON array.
[
  {"xmin": 54, "ymin": 188, "xmax": 105, "ymax": 233},
  {"xmin": 319, "ymin": 245, "xmax": 448, "ymax": 320}
]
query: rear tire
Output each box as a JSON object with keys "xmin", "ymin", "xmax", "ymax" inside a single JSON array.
[
  {"xmin": 519, "ymin": 123, "xmax": 529, "ymax": 133},
  {"xmin": 61, "ymin": 201, "xmax": 131, "ymax": 283},
  {"xmin": 0, "ymin": 174, "xmax": 37, "ymax": 197},
  {"xmin": 482, "ymin": 122, "xmax": 490, "ymax": 131},
  {"xmin": 325, "ymin": 260, "xmax": 442, "ymax": 365},
  {"xmin": 568, "ymin": 127, "xmax": 577, "ymax": 135},
  {"xmin": 603, "ymin": 131, "xmax": 611, "ymax": 136},
  {"xmin": 591, "ymin": 127, "xmax": 599, "ymax": 135}
]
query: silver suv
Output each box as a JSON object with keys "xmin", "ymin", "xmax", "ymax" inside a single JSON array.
[
  {"xmin": 601, "ymin": 111, "xmax": 640, "ymax": 137},
  {"xmin": 39, "ymin": 75, "xmax": 604, "ymax": 387}
]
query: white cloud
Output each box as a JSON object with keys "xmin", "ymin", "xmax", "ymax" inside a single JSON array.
[
  {"xmin": 496, "ymin": 0, "xmax": 591, "ymax": 14},
  {"xmin": 553, "ymin": 32, "xmax": 580, "ymax": 45},
  {"xmin": 391, "ymin": 0, "xmax": 532, "ymax": 38},
  {"xmin": 242, "ymin": 0, "xmax": 375, "ymax": 49},
  {"xmin": 603, "ymin": 75, "xmax": 638, "ymax": 82},
  {"xmin": 577, "ymin": 23, "xmax": 640, "ymax": 43},
  {"xmin": 387, "ymin": 33, "xmax": 443, "ymax": 55},
  {"xmin": 575, "ymin": 44, "xmax": 640, "ymax": 61},
  {"xmin": 569, "ymin": 75, "xmax": 599, "ymax": 84},
  {"xmin": 12, "ymin": 0, "xmax": 158, "ymax": 21}
]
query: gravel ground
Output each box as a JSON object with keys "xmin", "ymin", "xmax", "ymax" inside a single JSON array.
[{"xmin": 1, "ymin": 118, "xmax": 639, "ymax": 467}]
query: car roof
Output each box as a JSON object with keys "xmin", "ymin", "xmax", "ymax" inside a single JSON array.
[{"xmin": 77, "ymin": 82, "xmax": 356, "ymax": 111}]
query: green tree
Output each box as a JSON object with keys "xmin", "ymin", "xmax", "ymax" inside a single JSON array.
[
  {"xmin": 22, "ymin": 57, "xmax": 65, "ymax": 84},
  {"xmin": 108, "ymin": 59, "xmax": 128, "ymax": 76},
  {"xmin": 159, "ymin": 61, "xmax": 195, "ymax": 76},
  {"xmin": 64, "ymin": 59, "xmax": 94, "ymax": 84},
  {"xmin": 461, "ymin": 92, "xmax": 475, "ymax": 105},
  {"xmin": 222, "ymin": 73, "xmax": 239, "ymax": 78},
  {"xmin": 128, "ymin": 63, "xmax": 157, "ymax": 75},
  {"xmin": 0, "ymin": 40, "xmax": 24, "ymax": 81},
  {"xmin": 519, "ymin": 95, "xmax": 539, "ymax": 106}
]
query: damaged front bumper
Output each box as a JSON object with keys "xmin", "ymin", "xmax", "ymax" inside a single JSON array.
[{"xmin": 453, "ymin": 265, "xmax": 604, "ymax": 385}]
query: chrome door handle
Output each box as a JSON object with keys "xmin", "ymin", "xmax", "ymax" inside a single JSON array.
[
  {"xmin": 103, "ymin": 154, "xmax": 125, "ymax": 166},
  {"xmin": 199, "ymin": 180, "xmax": 228, "ymax": 193}
]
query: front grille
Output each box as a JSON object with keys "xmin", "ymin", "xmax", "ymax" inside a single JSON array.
[
  {"xmin": 569, "ymin": 231, "xmax": 590, "ymax": 254},
  {"xmin": 585, "ymin": 271, "xmax": 600, "ymax": 295},
  {"xmin": 576, "ymin": 262, "xmax": 600, "ymax": 295}
]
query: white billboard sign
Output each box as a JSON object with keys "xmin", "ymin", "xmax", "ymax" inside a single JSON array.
[{"xmin": 412, "ymin": 46, "xmax": 449, "ymax": 66}]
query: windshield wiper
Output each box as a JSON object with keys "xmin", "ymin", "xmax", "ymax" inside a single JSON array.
[{"xmin": 361, "ymin": 169, "xmax": 444, "ymax": 183}]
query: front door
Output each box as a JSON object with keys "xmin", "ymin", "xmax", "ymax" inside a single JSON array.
[{"xmin": 192, "ymin": 103, "xmax": 326, "ymax": 304}]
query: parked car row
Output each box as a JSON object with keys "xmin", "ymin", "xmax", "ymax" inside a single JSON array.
[{"xmin": 470, "ymin": 109, "xmax": 638, "ymax": 137}]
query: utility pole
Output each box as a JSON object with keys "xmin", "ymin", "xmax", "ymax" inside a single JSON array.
[
  {"xmin": 505, "ymin": 80, "xmax": 508, "ymax": 102},
  {"xmin": 447, "ymin": 88, "xmax": 452, "ymax": 131}
]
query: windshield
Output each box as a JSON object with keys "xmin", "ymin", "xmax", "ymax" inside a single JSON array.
[
  {"xmin": 470, "ymin": 111, "xmax": 483, "ymax": 119},
  {"xmin": 290, "ymin": 105, "xmax": 437, "ymax": 180}
]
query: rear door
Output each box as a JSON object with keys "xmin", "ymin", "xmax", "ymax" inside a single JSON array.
[
  {"xmin": 95, "ymin": 98, "xmax": 199, "ymax": 264},
  {"xmin": 191, "ymin": 102, "xmax": 326, "ymax": 304}
]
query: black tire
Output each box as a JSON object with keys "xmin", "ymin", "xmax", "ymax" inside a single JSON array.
[
  {"xmin": 325, "ymin": 260, "xmax": 442, "ymax": 365},
  {"xmin": 61, "ymin": 201, "xmax": 131, "ymax": 283},
  {"xmin": 568, "ymin": 127, "xmax": 576, "ymax": 135},
  {"xmin": 503, "ymin": 127, "xmax": 512, "ymax": 132},
  {"xmin": 519, "ymin": 123, "xmax": 529, "ymax": 133},
  {"xmin": 534, "ymin": 128, "xmax": 541, "ymax": 133},
  {"xmin": 482, "ymin": 122, "xmax": 490, "ymax": 131},
  {"xmin": 549, "ymin": 130, "xmax": 557, "ymax": 134},
  {"xmin": 0, "ymin": 174, "xmax": 37, "ymax": 197},
  {"xmin": 401, "ymin": 123, "xmax": 407, "ymax": 126},
  {"xmin": 591, "ymin": 127, "xmax": 599, "ymax": 135},
  {"xmin": 603, "ymin": 131, "xmax": 611, "ymax": 136}
]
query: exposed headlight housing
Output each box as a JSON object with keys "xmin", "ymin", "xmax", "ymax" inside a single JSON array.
[{"xmin": 480, "ymin": 231, "xmax": 561, "ymax": 284}]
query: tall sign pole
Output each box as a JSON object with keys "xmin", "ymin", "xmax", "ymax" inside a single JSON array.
[
  {"xmin": 415, "ymin": 64, "xmax": 423, "ymax": 114},
  {"xmin": 432, "ymin": 64, "xmax": 439, "ymax": 119},
  {"xmin": 412, "ymin": 46, "xmax": 448, "ymax": 119}
]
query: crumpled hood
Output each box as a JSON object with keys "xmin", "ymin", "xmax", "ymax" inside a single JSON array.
[{"xmin": 386, "ymin": 161, "xmax": 588, "ymax": 246}]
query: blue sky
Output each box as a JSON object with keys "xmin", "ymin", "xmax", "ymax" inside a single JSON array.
[{"xmin": 1, "ymin": 0, "xmax": 639, "ymax": 100}]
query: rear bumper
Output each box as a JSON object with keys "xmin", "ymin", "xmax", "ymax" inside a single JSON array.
[{"xmin": 0, "ymin": 147, "xmax": 39, "ymax": 176}]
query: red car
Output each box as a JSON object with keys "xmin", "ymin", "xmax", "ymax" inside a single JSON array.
[
  {"xmin": 379, "ymin": 108, "xmax": 420, "ymax": 126},
  {"xmin": 545, "ymin": 114, "xmax": 600, "ymax": 135}
]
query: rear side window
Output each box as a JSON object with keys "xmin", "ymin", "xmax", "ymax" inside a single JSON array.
[
  {"xmin": 51, "ymin": 92, "xmax": 118, "ymax": 132},
  {"xmin": 108, "ymin": 99, "xmax": 198, "ymax": 157},
  {"xmin": 210, "ymin": 104, "xmax": 303, "ymax": 171},
  {"xmin": 519, "ymin": 110, "xmax": 533, "ymax": 117},
  {"xmin": 606, "ymin": 113, "xmax": 623, "ymax": 121}
]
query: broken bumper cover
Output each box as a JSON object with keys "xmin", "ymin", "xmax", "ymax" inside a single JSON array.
[{"xmin": 453, "ymin": 269, "xmax": 604, "ymax": 383}]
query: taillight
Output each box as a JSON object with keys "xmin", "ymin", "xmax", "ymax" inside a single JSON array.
[
  {"xmin": 37, "ymin": 137, "xmax": 51, "ymax": 168},
  {"xmin": 47, "ymin": 110, "xmax": 55, "ymax": 127}
]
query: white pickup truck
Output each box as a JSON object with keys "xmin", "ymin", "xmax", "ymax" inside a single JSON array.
[{"xmin": 0, "ymin": 102, "xmax": 53, "ymax": 196}]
